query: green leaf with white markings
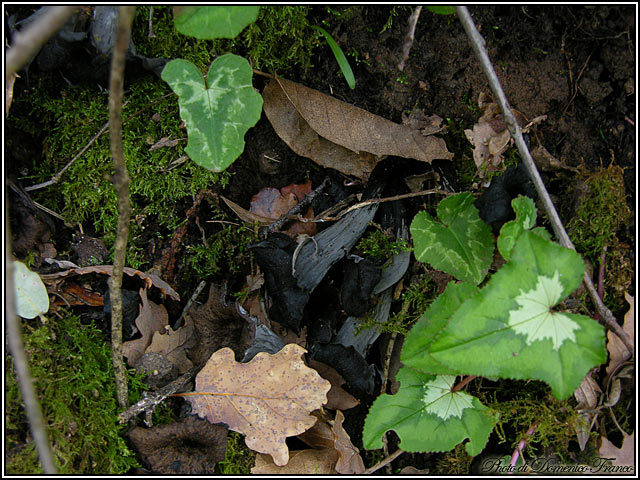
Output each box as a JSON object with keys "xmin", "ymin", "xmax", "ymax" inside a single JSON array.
[
  {"xmin": 402, "ymin": 282, "xmax": 479, "ymax": 375},
  {"xmin": 497, "ymin": 195, "xmax": 551, "ymax": 260},
  {"xmin": 162, "ymin": 54, "xmax": 263, "ymax": 172},
  {"xmin": 429, "ymin": 231, "xmax": 606, "ymax": 400},
  {"xmin": 13, "ymin": 260, "xmax": 49, "ymax": 319},
  {"xmin": 363, "ymin": 370, "xmax": 496, "ymax": 456},
  {"xmin": 410, "ymin": 193, "xmax": 493, "ymax": 285},
  {"xmin": 174, "ymin": 6, "xmax": 259, "ymax": 39}
]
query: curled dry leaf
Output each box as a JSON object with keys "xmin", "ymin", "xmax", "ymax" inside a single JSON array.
[
  {"xmin": 39, "ymin": 265, "xmax": 180, "ymax": 301},
  {"xmin": 146, "ymin": 321, "xmax": 195, "ymax": 374},
  {"xmin": 574, "ymin": 373, "xmax": 602, "ymax": 410},
  {"xmin": 185, "ymin": 344, "xmax": 331, "ymax": 466},
  {"xmin": 123, "ymin": 289, "xmax": 168, "ymax": 367},
  {"xmin": 263, "ymin": 77, "xmax": 452, "ymax": 180},
  {"xmin": 606, "ymin": 293, "xmax": 634, "ymax": 378},
  {"xmin": 128, "ymin": 415, "xmax": 227, "ymax": 474},
  {"xmin": 307, "ymin": 358, "xmax": 359, "ymax": 411}
]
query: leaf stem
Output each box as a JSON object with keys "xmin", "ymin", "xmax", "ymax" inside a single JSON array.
[
  {"xmin": 363, "ymin": 449, "xmax": 404, "ymax": 474},
  {"xmin": 451, "ymin": 375, "xmax": 476, "ymax": 393},
  {"xmin": 507, "ymin": 423, "xmax": 538, "ymax": 473}
]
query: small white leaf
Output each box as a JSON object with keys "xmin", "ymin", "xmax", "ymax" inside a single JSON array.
[{"xmin": 13, "ymin": 260, "xmax": 49, "ymax": 319}]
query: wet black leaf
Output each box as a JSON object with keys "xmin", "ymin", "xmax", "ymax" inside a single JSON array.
[
  {"xmin": 310, "ymin": 343, "xmax": 377, "ymax": 395},
  {"xmin": 340, "ymin": 256, "xmax": 382, "ymax": 317}
]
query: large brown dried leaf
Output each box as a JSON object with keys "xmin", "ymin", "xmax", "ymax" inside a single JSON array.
[
  {"xmin": 263, "ymin": 78, "xmax": 452, "ymax": 180},
  {"xmin": 252, "ymin": 449, "xmax": 338, "ymax": 474},
  {"xmin": 186, "ymin": 344, "xmax": 331, "ymax": 466},
  {"xmin": 123, "ymin": 289, "xmax": 169, "ymax": 367},
  {"xmin": 599, "ymin": 432, "xmax": 635, "ymax": 474},
  {"xmin": 606, "ymin": 293, "xmax": 634, "ymax": 378},
  {"xmin": 332, "ymin": 410, "xmax": 365, "ymax": 474}
]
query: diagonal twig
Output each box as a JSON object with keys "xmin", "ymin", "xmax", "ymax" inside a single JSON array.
[{"xmin": 455, "ymin": 7, "xmax": 633, "ymax": 356}]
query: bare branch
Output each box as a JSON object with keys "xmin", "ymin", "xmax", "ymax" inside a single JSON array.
[
  {"xmin": 455, "ymin": 7, "xmax": 633, "ymax": 356},
  {"xmin": 6, "ymin": 6, "xmax": 79, "ymax": 80},
  {"xmin": 5, "ymin": 237, "xmax": 57, "ymax": 473},
  {"xmin": 398, "ymin": 6, "xmax": 422, "ymax": 71},
  {"xmin": 108, "ymin": 6, "xmax": 137, "ymax": 410}
]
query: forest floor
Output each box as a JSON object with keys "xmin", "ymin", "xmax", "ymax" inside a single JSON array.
[{"xmin": 5, "ymin": 5, "xmax": 635, "ymax": 475}]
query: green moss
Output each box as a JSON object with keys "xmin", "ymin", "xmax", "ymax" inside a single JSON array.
[
  {"xmin": 214, "ymin": 431, "xmax": 255, "ymax": 474},
  {"xmin": 356, "ymin": 227, "xmax": 410, "ymax": 260},
  {"xmin": 434, "ymin": 443, "xmax": 473, "ymax": 474},
  {"xmin": 5, "ymin": 313, "xmax": 147, "ymax": 474},
  {"xmin": 568, "ymin": 163, "xmax": 631, "ymax": 261}
]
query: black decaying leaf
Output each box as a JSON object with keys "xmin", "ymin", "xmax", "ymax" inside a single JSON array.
[
  {"xmin": 310, "ymin": 343, "xmax": 377, "ymax": 395},
  {"xmin": 340, "ymin": 256, "xmax": 382, "ymax": 317},
  {"xmin": 128, "ymin": 416, "xmax": 227, "ymax": 474}
]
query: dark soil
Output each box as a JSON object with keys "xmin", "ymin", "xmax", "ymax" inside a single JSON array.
[{"xmin": 6, "ymin": 5, "xmax": 635, "ymax": 475}]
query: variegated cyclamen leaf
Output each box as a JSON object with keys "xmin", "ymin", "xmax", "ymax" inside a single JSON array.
[
  {"xmin": 174, "ymin": 6, "xmax": 259, "ymax": 39},
  {"xmin": 161, "ymin": 54, "xmax": 263, "ymax": 172},
  {"xmin": 410, "ymin": 193, "xmax": 493, "ymax": 285},
  {"xmin": 402, "ymin": 282, "xmax": 479, "ymax": 375},
  {"xmin": 363, "ymin": 369, "xmax": 496, "ymax": 456},
  {"xmin": 429, "ymin": 231, "xmax": 606, "ymax": 400},
  {"xmin": 497, "ymin": 195, "xmax": 552, "ymax": 260}
]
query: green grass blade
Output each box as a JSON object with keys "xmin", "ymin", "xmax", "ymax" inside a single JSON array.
[{"xmin": 312, "ymin": 25, "xmax": 356, "ymax": 89}]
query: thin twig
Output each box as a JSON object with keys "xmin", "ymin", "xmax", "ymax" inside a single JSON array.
[
  {"xmin": 451, "ymin": 375, "xmax": 476, "ymax": 393},
  {"xmin": 5, "ymin": 246, "xmax": 58, "ymax": 473},
  {"xmin": 594, "ymin": 246, "xmax": 607, "ymax": 321},
  {"xmin": 118, "ymin": 366, "xmax": 199, "ymax": 424},
  {"xmin": 174, "ymin": 280, "xmax": 206, "ymax": 329},
  {"xmin": 108, "ymin": 6, "xmax": 136, "ymax": 410},
  {"xmin": 6, "ymin": 6, "xmax": 78, "ymax": 79},
  {"xmin": 398, "ymin": 6, "xmax": 422, "ymax": 71},
  {"xmin": 455, "ymin": 7, "xmax": 633, "ymax": 356},
  {"xmin": 362, "ymin": 449, "xmax": 405, "ymax": 474}
]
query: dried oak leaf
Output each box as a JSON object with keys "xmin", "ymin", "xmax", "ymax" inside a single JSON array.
[
  {"xmin": 599, "ymin": 432, "xmax": 635, "ymax": 474},
  {"xmin": 606, "ymin": 293, "xmax": 634, "ymax": 378},
  {"xmin": 252, "ymin": 449, "xmax": 338, "ymax": 474},
  {"xmin": 263, "ymin": 78, "xmax": 452, "ymax": 180},
  {"xmin": 146, "ymin": 321, "xmax": 195, "ymax": 374},
  {"xmin": 185, "ymin": 344, "xmax": 331, "ymax": 466},
  {"xmin": 249, "ymin": 181, "xmax": 316, "ymax": 237},
  {"xmin": 123, "ymin": 289, "xmax": 169, "ymax": 367},
  {"xmin": 128, "ymin": 415, "xmax": 227, "ymax": 474}
]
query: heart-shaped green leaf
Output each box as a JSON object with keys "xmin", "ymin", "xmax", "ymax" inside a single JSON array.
[
  {"xmin": 402, "ymin": 281, "xmax": 479, "ymax": 375},
  {"xmin": 429, "ymin": 231, "xmax": 606, "ymax": 400},
  {"xmin": 13, "ymin": 260, "xmax": 49, "ymax": 319},
  {"xmin": 410, "ymin": 192, "xmax": 494, "ymax": 285},
  {"xmin": 162, "ymin": 54, "xmax": 263, "ymax": 172},
  {"xmin": 363, "ymin": 369, "xmax": 496, "ymax": 456},
  {"xmin": 174, "ymin": 6, "xmax": 259, "ymax": 39}
]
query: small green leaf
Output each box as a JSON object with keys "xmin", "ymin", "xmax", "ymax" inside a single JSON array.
[
  {"xmin": 363, "ymin": 369, "xmax": 496, "ymax": 456},
  {"xmin": 13, "ymin": 260, "xmax": 49, "ymax": 319},
  {"xmin": 497, "ymin": 195, "xmax": 537, "ymax": 260},
  {"xmin": 402, "ymin": 282, "xmax": 479, "ymax": 374},
  {"xmin": 410, "ymin": 193, "xmax": 494, "ymax": 285},
  {"xmin": 161, "ymin": 54, "xmax": 263, "ymax": 172},
  {"xmin": 312, "ymin": 25, "xmax": 356, "ymax": 89},
  {"xmin": 429, "ymin": 231, "xmax": 606, "ymax": 400},
  {"xmin": 174, "ymin": 6, "xmax": 259, "ymax": 39},
  {"xmin": 425, "ymin": 6, "xmax": 457, "ymax": 15}
]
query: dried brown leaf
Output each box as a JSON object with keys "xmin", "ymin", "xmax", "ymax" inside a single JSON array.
[
  {"xmin": 333, "ymin": 410, "xmax": 365, "ymax": 474},
  {"xmin": 252, "ymin": 449, "xmax": 338, "ymax": 474},
  {"xmin": 250, "ymin": 188, "xmax": 298, "ymax": 220},
  {"xmin": 123, "ymin": 289, "xmax": 169, "ymax": 367},
  {"xmin": 599, "ymin": 432, "xmax": 635, "ymax": 474},
  {"xmin": 6, "ymin": 71, "xmax": 17, "ymax": 115},
  {"xmin": 185, "ymin": 344, "xmax": 331, "ymax": 466},
  {"xmin": 574, "ymin": 374, "xmax": 602, "ymax": 410},
  {"xmin": 221, "ymin": 195, "xmax": 274, "ymax": 225},
  {"xmin": 399, "ymin": 466, "xmax": 430, "ymax": 474},
  {"xmin": 307, "ymin": 358, "xmax": 359, "ymax": 411},
  {"xmin": 146, "ymin": 322, "xmax": 195, "ymax": 374},
  {"xmin": 40, "ymin": 265, "xmax": 180, "ymax": 301},
  {"xmin": 149, "ymin": 136, "xmax": 180, "ymax": 151},
  {"xmin": 263, "ymin": 78, "xmax": 452, "ymax": 180},
  {"xmin": 606, "ymin": 293, "xmax": 634, "ymax": 378}
]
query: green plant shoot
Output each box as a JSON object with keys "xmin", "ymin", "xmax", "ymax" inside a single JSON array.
[{"xmin": 312, "ymin": 25, "xmax": 356, "ymax": 89}]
